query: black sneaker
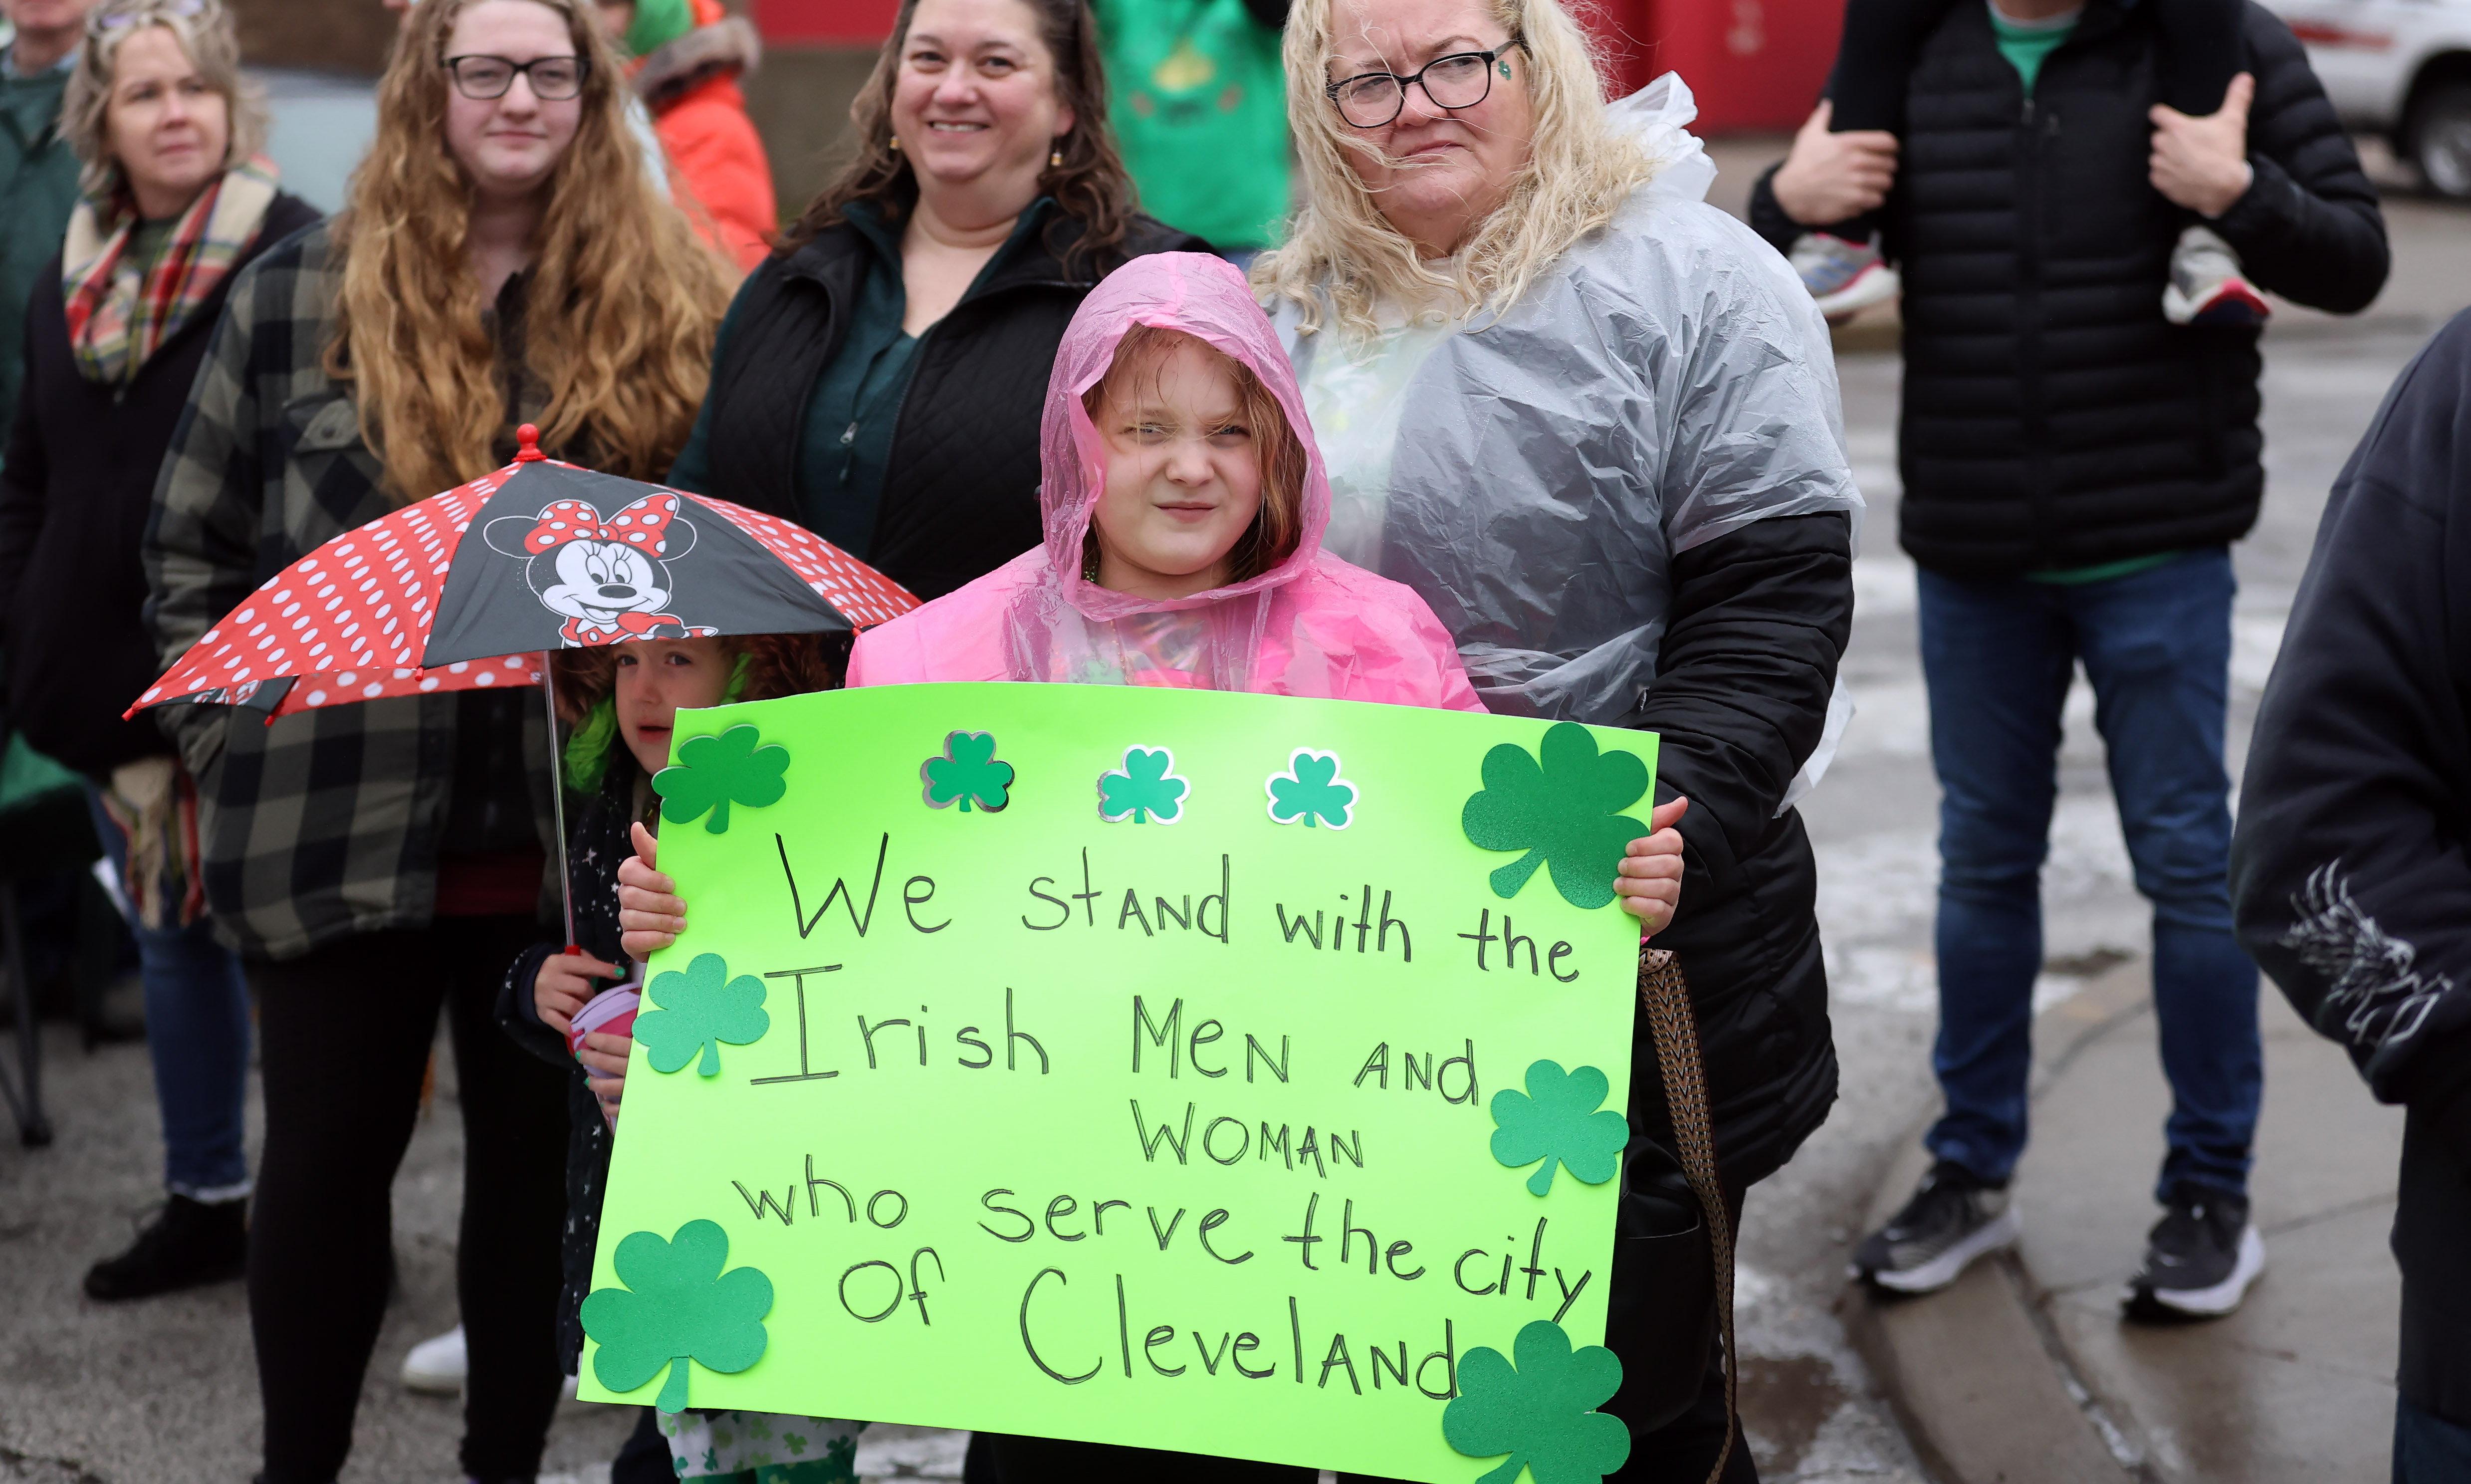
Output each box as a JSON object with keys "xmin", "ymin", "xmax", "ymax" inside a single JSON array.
[
  {"xmin": 83, "ymin": 1193, "xmax": 247, "ymax": 1300},
  {"xmin": 2129, "ymin": 1184, "xmax": 2264, "ymax": 1317},
  {"xmin": 1849, "ymin": 1161, "xmax": 2020, "ymax": 1293}
]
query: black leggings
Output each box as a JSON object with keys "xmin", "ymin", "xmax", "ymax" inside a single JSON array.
[
  {"xmin": 1828, "ymin": 0, "xmax": 2245, "ymax": 134},
  {"xmin": 247, "ymin": 916, "xmax": 570, "ymax": 1484}
]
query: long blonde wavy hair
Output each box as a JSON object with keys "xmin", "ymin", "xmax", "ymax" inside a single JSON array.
[
  {"xmin": 1254, "ymin": 0, "xmax": 1654, "ymax": 340},
  {"xmin": 329, "ymin": 0, "xmax": 731, "ymax": 503}
]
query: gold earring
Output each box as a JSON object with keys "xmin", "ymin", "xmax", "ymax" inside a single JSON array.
[
  {"xmin": 1050, "ymin": 148, "xmax": 1065, "ymax": 168},
  {"xmin": 889, "ymin": 136, "xmax": 901, "ymax": 152}
]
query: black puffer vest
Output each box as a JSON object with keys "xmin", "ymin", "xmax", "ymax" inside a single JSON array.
[
  {"xmin": 1754, "ymin": 1, "xmax": 2386, "ymax": 577},
  {"xmin": 693, "ymin": 208, "xmax": 1208, "ymax": 600}
]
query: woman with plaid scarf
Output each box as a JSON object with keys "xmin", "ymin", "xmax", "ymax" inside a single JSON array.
[
  {"xmin": 139, "ymin": 1, "xmax": 732, "ymax": 1481},
  {"xmin": 0, "ymin": 0, "xmax": 317, "ymax": 1303}
]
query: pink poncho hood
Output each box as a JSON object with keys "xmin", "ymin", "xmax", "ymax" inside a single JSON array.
[{"xmin": 848, "ymin": 252, "xmax": 1480, "ymax": 710}]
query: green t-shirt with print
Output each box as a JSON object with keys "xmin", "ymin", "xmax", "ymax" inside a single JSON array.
[{"xmin": 1092, "ymin": 0, "xmax": 1290, "ymax": 250}]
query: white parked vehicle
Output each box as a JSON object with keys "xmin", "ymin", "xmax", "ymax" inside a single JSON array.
[{"xmin": 2266, "ymin": 0, "xmax": 2471, "ymax": 197}]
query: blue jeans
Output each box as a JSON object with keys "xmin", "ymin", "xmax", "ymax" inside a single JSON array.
[
  {"xmin": 1917, "ymin": 549, "xmax": 2262, "ymax": 1201},
  {"xmin": 85, "ymin": 785, "xmax": 252, "ymax": 1198},
  {"xmin": 2398, "ymin": 1396, "xmax": 2471, "ymax": 1484}
]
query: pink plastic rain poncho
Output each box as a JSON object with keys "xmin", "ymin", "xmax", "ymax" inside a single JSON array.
[{"xmin": 847, "ymin": 253, "xmax": 1482, "ymax": 710}]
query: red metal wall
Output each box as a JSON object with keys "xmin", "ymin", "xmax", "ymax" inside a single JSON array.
[
  {"xmin": 757, "ymin": 0, "xmax": 899, "ymax": 45},
  {"xmin": 1583, "ymin": 0, "xmax": 1841, "ymax": 132},
  {"xmin": 758, "ymin": 0, "xmax": 1840, "ymax": 132}
]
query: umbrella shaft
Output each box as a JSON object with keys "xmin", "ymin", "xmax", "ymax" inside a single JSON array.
[{"xmin": 539, "ymin": 650, "xmax": 579, "ymax": 952}]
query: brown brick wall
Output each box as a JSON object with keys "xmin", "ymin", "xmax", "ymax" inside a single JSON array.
[{"xmin": 230, "ymin": 0, "xmax": 396, "ymax": 76}]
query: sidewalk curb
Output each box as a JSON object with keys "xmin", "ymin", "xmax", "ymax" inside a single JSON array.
[{"xmin": 1839, "ymin": 961, "xmax": 2159, "ymax": 1484}]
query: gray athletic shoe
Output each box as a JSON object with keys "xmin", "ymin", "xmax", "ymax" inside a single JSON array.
[{"xmin": 1850, "ymin": 1161, "xmax": 2020, "ymax": 1294}]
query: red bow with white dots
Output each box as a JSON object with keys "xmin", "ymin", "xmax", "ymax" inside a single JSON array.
[{"xmin": 520, "ymin": 494, "xmax": 683, "ymax": 557}]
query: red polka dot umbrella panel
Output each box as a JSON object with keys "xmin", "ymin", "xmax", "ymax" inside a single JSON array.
[{"xmin": 132, "ymin": 429, "xmax": 920, "ymax": 722}]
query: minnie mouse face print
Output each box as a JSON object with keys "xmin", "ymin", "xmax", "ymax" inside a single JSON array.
[{"xmin": 482, "ymin": 491, "xmax": 721, "ymax": 646}]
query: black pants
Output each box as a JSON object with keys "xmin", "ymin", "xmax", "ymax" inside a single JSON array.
[
  {"xmin": 964, "ymin": 1186, "xmax": 1756, "ymax": 1484},
  {"xmin": 247, "ymin": 917, "xmax": 569, "ymax": 1484}
]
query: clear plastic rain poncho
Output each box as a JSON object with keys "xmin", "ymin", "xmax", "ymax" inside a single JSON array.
[
  {"xmin": 846, "ymin": 252, "xmax": 1482, "ymax": 710},
  {"xmin": 1272, "ymin": 76, "xmax": 1862, "ymax": 792}
]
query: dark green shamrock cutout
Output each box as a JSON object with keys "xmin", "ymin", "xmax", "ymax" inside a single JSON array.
[
  {"xmin": 654, "ymin": 724, "xmax": 791, "ymax": 834},
  {"xmin": 1443, "ymin": 1320, "xmax": 1630, "ymax": 1484},
  {"xmin": 1490, "ymin": 1060, "xmax": 1628, "ymax": 1196},
  {"xmin": 921, "ymin": 731, "xmax": 1013, "ymax": 812},
  {"xmin": 1266, "ymin": 749, "xmax": 1356, "ymax": 829},
  {"xmin": 1460, "ymin": 722, "xmax": 1648, "ymax": 909},
  {"xmin": 1098, "ymin": 746, "xmax": 1187, "ymax": 824},
  {"xmin": 635, "ymin": 952, "xmax": 770, "ymax": 1076},
  {"xmin": 580, "ymin": 1219, "xmax": 773, "ymax": 1413}
]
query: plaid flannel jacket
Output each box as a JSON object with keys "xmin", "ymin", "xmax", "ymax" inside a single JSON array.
[{"xmin": 143, "ymin": 223, "xmax": 556, "ymax": 961}]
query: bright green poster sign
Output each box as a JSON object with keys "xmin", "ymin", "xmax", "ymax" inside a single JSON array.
[{"xmin": 582, "ymin": 683, "xmax": 1658, "ymax": 1482}]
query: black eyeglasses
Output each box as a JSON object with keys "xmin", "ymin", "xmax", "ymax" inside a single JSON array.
[
  {"xmin": 1324, "ymin": 39, "xmax": 1524, "ymax": 129},
  {"xmin": 97, "ymin": 0, "xmax": 207, "ymax": 29},
  {"xmin": 443, "ymin": 54, "xmax": 588, "ymax": 102}
]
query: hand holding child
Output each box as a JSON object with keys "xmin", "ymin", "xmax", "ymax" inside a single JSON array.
[
  {"xmin": 1615, "ymin": 796, "xmax": 1690, "ymax": 939},
  {"xmin": 617, "ymin": 821, "xmax": 686, "ymax": 959},
  {"xmin": 533, "ymin": 948, "xmax": 622, "ymax": 1038}
]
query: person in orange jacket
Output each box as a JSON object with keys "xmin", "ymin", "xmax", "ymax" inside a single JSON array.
[{"xmin": 597, "ymin": 0, "xmax": 775, "ymax": 270}]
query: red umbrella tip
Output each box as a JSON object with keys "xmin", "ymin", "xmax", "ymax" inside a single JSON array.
[{"xmin": 515, "ymin": 424, "xmax": 545, "ymax": 462}]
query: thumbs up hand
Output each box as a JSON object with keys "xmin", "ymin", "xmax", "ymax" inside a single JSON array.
[{"xmin": 2151, "ymin": 71, "xmax": 2256, "ymax": 218}]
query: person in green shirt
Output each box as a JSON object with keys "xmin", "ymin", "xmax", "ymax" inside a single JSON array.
[
  {"xmin": 0, "ymin": 0, "xmax": 96, "ymax": 471},
  {"xmin": 1090, "ymin": 0, "xmax": 1289, "ymax": 259}
]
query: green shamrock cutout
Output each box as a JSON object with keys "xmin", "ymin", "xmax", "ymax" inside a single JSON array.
[
  {"xmin": 1460, "ymin": 722, "xmax": 1648, "ymax": 909},
  {"xmin": 580, "ymin": 1219, "xmax": 773, "ymax": 1414},
  {"xmin": 920, "ymin": 730, "xmax": 1014, "ymax": 812},
  {"xmin": 635, "ymin": 952, "xmax": 770, "ymax": 1076},
  {"xmin": 1443, "ymin": 1320, "xmax": 1630, "ymax": 1484},
  {"xmin": 654, "ymin": 724, "xmax": 791, "ymax": 835},
  {"xmin": 1098, "ymin": 746, "xmax": 1188, "ymax": 824},
  {"xmin": 1490, "ymin": 1060, "xmax": 1628, "ymax": 1196},
  {"xmin": 1265, "ymin": 749, "xmax": 1356, "ymax": 829}
]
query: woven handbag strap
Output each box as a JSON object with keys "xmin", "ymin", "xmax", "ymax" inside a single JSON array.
[{"xmin": 1638, "ymin": 945, "xmax": 1736, "ymax": 1484}]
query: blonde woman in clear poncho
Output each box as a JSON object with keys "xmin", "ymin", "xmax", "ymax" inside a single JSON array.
[
  {"xmin": 1254, "ymin": 0, "xmax": 1866, "ymax": 1476},
  {"xmin": 616, "ymin": 250, "xmax": 1691, "ymax": 1482}
]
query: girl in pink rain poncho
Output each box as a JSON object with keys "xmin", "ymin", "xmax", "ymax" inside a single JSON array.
[
  {"xmin": 614, "ymin": 253, "xmax": 1691, "ymax": 1479},
  {"xmin": 844, "ymin": 251, "xmax": 1482, "ymax": 705}
]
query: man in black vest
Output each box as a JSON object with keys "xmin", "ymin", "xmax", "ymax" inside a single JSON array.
[{"xmin": 1748, "ymin": 0, "xmax": 2388, "ymax": 1315}]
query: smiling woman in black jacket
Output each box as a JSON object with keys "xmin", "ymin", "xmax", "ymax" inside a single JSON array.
[
  {"xmin": 0, "ymin": 0, "xmax": 319, "ymax": 1306},
  {"xmin": 665, "ymin": 0, "xmax": 1206, "ymax": 601}
]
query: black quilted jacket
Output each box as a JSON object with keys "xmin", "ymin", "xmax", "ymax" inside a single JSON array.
[
  {"xmin": 1750, "ymin": 0, "xmax": 2388, "ymax": 578},
  {"xmin": 678, "ymin": 206, "xmax": 1208, "ymax": 601}
]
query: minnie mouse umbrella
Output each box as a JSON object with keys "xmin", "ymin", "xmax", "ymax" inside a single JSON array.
[
  {"xmin": 132, "ymin": 425, "xmax": 919, "ymax": 941},
  {"xmin": 135, "ymin": 425, "xmax": 916, "ymax": 719}
]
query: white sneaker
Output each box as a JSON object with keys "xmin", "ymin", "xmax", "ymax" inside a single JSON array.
[
  {"xmin": 1791, "ymin": 231, "xmax": 1902, "ymax": 320},
  {"xmin": 402, "ymin": 1322, "xmax": 466, "ymax": 1395},
  {"xmin": 2162, "ymin": 225, "xmax": 2270, "ymax": 327}
]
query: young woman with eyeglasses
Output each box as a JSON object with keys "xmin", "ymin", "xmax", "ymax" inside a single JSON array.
[{"xmin": 140, "ymin": 2, "xmax": 729, "ymax": 1480}]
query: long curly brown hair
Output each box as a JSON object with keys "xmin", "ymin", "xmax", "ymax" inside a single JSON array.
[
  {"xmin": 328, "ymin": 0, "xmax": 733, "ymax": 504},
  {"xmin": 781, "ymin": 0, "xmax": 1136, "ymax": 271}
]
